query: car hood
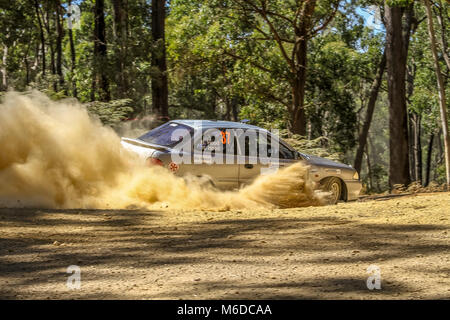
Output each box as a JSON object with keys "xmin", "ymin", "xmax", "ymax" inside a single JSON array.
[{"xmin": 304, "ymin": 154, "xmax": 352, "ymax": 170}]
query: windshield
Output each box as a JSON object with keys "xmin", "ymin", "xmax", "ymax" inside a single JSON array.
[{"xmin": 138, "ymin": 122, "xmax": 193, "ymax": 147}]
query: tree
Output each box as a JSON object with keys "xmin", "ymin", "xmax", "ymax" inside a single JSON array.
[
  {"xmin": 33, "ymin": 0, "xmax": 46, "ymax": 76},
  {"xmin": 383, "ymin": 0, "xmax": 413, "ymax": 188},
  {"xmin": 112, "ymin": 0, "xmax": 129, "ymax": 98},
  {"xmin": 433, "ymin": 0, "xmax": 450, "ymax": 72},
  {"xmin": 151, "ymin": 0, "xmax": 169, "ymax": 118},
  {"xmin": 213, "ymin": 0, "xmax": 341, "ymax": 135},
  {"xmin": 67, "ymin": 0, "xmax": 77, "ymax": 97},
  {"xmin": 0, "ymin": 0, "xmax": 447, "ymax": 191},
  {"xmin": 424, "ymin": 0, "xmax": 450, "ymax": 186},
  {"xmin": 0, "ymin": 31, "xmax": 7, "ymax": 90},
  {"xmin": 424, "ymin": 132, "xmax": 434, "ymax": 186},
  {"xmin": 92, "ymin": 0, "xmax": 110, "ymax": 101},
  {"xmin": 55, "ymin": 0, "xmax": 64, "ymax": 90},
  {"xmin": 42, "ymin": 0, "xmax": 56, "ymax": 88},
  {"xmin": 354, "ymin": 50, "xmax": 386, "ymax": 174}
]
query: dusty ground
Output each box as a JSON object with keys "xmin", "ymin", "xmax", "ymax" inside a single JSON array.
[{"xmin": 0, "ymin": 192, "xmax": 449, "ymax": 299}]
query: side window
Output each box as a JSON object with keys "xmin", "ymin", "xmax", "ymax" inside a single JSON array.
[
  {"xmin": 259, "ymin": 133, "xmax": 272, "ymax": 158},
  {"xmin": 240, "ymin": 133, "xmax": 259, "ymax": 158},
  {"xmin": 244, "ymin": 136, "xmax": 253, "ymax": 157},
  {"xmin": 265, "ymin": 133, "xmax": 295, "ymax": 159},
  {"xmin": 238, "ymin": 131, "xmax": 275, "ymax": 158},
  {"xmin": 234, "ymin": 131, "xmax": 295, "ymax": 160},
  {"xmin": 220, "ymin": 129, "xmax": 238, "ymax": 155},
  {"xmin": 194, "ymin": 128, "xmax": 238, "ymax": 156},
  {"xmin": 202, "ymin": 135, "xmax": 221, "ymax": 155},
  {"xmin": 278, "ymin": 143, "xmax": 296, "ymax": 159}
]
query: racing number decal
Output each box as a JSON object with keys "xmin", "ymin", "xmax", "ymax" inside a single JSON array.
[
  {"xmin": 221, "ymin": 131, "xmax": 231, "ymax": 144},
  {"xmin": 168, "ymin": 162, "xmax": 179, "ymax": 173}
]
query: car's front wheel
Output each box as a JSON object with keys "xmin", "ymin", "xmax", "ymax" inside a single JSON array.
[{"xmin": 321, "ymin": 177, "xmax": 342, "ymax": 205}]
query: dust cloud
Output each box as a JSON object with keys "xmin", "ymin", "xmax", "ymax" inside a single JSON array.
[
  {"xmin": 114, "ymin": 115, "xmax": 157, "ymax": 139},
  {"xmin": 0, "ymin": 91, "xmax": 324, "ymax": 210}
]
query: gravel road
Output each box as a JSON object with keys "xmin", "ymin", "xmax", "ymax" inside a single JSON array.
[{"xmin": 0, "ymin": 192, "xmax": 449, "ymax": 299}]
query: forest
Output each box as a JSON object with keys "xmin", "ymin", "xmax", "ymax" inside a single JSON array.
[{"xmin": 0, "ymin": 0, "xmax": 449, "ymax": 193}]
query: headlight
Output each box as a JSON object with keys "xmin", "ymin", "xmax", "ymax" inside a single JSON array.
[{"xmin": 353, "ymin": 171, "xmax": 359, "ymax": 180}]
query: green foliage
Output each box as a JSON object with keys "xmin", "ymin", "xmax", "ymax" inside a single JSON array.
[
  {"xmin": 1, "ymin": 0, "xmax": 449, "ymax": 193},
  {"xmin": 386, "ymin": 0, "xmax": 414, "ymax": 8},
  {"xmin": 239, "ymin": 102, "xmax": 287, "ymax": 130},
  {"xmin": 280, "ymin": 131, "xmax": 344, "ymax": 162},
  {"xmin": 86, "ymin": 98, "xmax": 134, "ymax": 126}
]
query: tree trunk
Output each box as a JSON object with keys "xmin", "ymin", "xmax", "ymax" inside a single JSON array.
[
  {"xmin": 21, "ymin": 41, "xmax": 32, "ymax": 86},
  {"xmin": 151, "ymin": 0, "xmax": 169, "ymax": 118},
  {"xmin": 406, "ymin": 60, "xmax": 417, "ymax": 181},
  {"xmin": 354, "ymin": 51, "xmax": 386, "ymax": 173},
  {"xmin": 437, "ymin": 128, "xmax": 443, "ymax": 164},
  {"xmin": 384, "ymin": 2, "xmax": 412, "ymax": 188},
  {"xmin": 290, "ymin": 0, "xmax": 316, "ymax": 136},
  {"xmin": 231, "ymin": 97, "xmax": 238, "ymax": 122},
  {"xmin": 68, "ymin": 0, "xmax": 77, "ymax": 97},
  {"xmin": 425, "ymin": 133, "xmax": 434, "ymax": 187},
  {"xmin": 33, "ymin": 42, "xmax": 39, "ymax": 73},
  {"xmin": 413, "ymin": 113, "xmax": 422, "ymax": 184},
  {"xmin": 365, "ymin": 145, "xmax": 373, "ymax": 191},
  {"xmin": 55, "ymin": 0, "xmax": 64, "ymax": 91},
  {"xmin": 368, "ymin": 135, "xmax": 381, "ymax": 192},
  {"xmin": 425, "ymin": 0, "xmax": 450, "ymax": 186},
  {"xmin": 44, "ymin": 3, "xmax": 56, "ymax": 82},
  {"xmin": 224, "ymin": 96, "xmax": 231, "ymax": 121},
  {"xmin": 92, "ymin": 0, "xmax": 110, "ymax": 101},
  {"xmin": 113, "ymin": 0, "xmax": 129, "ymax": 98},
  {"xmin": 408, "ymin": 113, "xmax": 416, "ymax": 181},
  {"xmin": 33, "ymin": 0, "xmax": 46, "ymax": 76},
  {"xmin": 25, "ymin": 56, "xmax": 29, "ymax": 86},
  {"xmin": 291, "ymin": 76, "xmax": 307, "ymax": 136},
  {"xmin": 1, "ymin": 44, "xmax": 7, "ymax": 91},
  {"xmin": 434, "ymin": 0, "xmax": 450, "ymax": 72}
]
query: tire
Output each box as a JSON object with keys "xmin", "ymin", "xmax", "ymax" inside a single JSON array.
[{"xmin": 321, "ymin": 177, "xmax": 342, "ymax": 205}]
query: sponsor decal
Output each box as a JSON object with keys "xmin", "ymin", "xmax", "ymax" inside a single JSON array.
[{"xmin": 168, "ymin": 162, "xmax": 179, "ymax": 172}]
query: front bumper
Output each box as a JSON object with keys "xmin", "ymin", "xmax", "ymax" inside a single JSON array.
[{"xmin": 344, "ymin": 180, "xmax": 362, "ymax": 201}]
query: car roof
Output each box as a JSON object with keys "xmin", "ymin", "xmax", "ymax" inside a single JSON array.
[{"xmin": 170, "ymin": 119, "xmax": 265, "ymax": 131}]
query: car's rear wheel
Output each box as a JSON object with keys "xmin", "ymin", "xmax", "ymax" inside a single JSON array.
[{"xmin": 321, "ymin": 177, "xmax": 342, "ymax": 205}]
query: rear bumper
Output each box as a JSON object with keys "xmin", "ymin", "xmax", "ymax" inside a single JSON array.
[{"xmin": 344, "ymin": 180, "xmax": 362, "ymax": 201}]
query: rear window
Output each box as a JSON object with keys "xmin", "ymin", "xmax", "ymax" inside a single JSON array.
[{"xmin": 138, "ymin": 122, "xmax": 193, "ymax": 147}]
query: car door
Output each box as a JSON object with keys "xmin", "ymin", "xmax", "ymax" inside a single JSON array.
[
  {"xmin": 179, "ymin": 128, "xmax": 239, "ymax": 190},
  {"xmin": 237, "ymin": 131, "xmax": 267, "ymax": 187},
  {"xmin": 238, "ymin": 131, "xmax": 298, "ymax": 187}
]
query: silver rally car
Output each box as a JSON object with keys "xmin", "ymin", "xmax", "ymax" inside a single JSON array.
[{"xmin": 121, "ymin": 120, "xmax": 362, "ymax": 204}]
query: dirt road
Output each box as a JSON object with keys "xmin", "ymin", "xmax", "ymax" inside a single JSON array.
[{"xmin": 0, "ymin": 192, "xmax": 449, "ymax": 299}]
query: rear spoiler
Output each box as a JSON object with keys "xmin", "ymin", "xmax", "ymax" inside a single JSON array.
[{"xmin": 121, "ymin": 137, "xmax": 169, "ymax": 151}]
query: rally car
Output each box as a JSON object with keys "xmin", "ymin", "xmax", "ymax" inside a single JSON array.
[{"xmin": 121, "ymin": 120, "xmax": 362, "ymax": 204}]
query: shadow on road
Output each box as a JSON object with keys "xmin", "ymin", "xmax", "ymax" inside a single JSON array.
[{"xmin": 0, "ymin": 207, "xmax": 448, "ymax": 299}]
